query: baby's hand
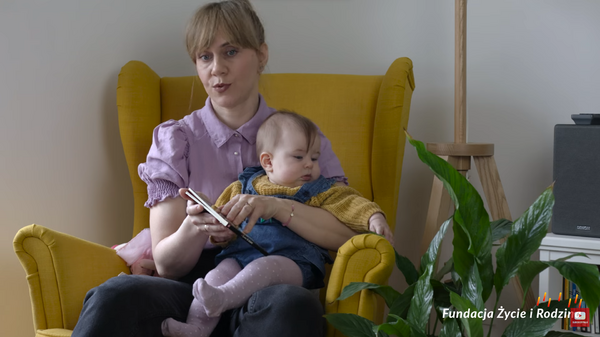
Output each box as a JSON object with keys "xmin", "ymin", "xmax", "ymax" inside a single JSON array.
[
  {"xmin": 130, "ymin": 258, "xmax": 158, "ymax": 277},
  {"xmin": 368, "ymin": 213, "xmax": 395, "ymax": 245}
]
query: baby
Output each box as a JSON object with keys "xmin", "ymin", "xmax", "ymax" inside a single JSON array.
[{"xmin": 162, "ymin": 110, "xmax": 393, "ymax": 337}]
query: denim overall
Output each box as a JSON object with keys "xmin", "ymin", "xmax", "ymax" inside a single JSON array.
[{"xmin": 215, "ymin": 166, "xmax": 336, "ymax": 289}]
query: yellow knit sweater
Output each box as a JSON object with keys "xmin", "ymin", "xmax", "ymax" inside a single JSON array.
[{"xmin": 215, "ymin": 175, "xmax": 383, "ymax": 233}]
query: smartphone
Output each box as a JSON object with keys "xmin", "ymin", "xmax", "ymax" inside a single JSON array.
[{"xmin": 185, "ymin": 189, "xmax": 269, "ymax": 256}]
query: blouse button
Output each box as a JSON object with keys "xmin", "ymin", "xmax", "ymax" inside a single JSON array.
[
  {"xmin": 234, "ymin": 151, "xmax": 239, "ymax": 155},
  {"xmin": 234, "ymin": 133, "xmax": 239, "ymax": 137}
]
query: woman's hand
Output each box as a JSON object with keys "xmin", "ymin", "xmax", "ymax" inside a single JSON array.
[
  {"xmin": 179, "ymin": 188, "xmax": 235, "ymax": 243},
  {"xmin": 368, "ymin": 213, "xmax": 395, "ymax": 245},
  {"xmin": 219, "ymin": 194, "xmax": 282, "ymax": 234}
]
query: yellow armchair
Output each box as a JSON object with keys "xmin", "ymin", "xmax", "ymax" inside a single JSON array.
[{"xmin": 14, "ymin": 57, "xmax": 415, "ymax": 337}]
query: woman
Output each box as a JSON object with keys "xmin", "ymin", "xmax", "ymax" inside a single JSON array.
[{"xmin": 72, "ymin": 1, "xmax": 357, "ymax": 336}]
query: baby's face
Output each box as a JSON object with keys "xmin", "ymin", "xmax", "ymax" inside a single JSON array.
[{"xmin": 267, "ymin": 127, "xmax": 321, "ymax": 188}]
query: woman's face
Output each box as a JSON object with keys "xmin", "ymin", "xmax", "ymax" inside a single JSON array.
[{"xmin": 195, "ymin": 30, "xmax": 266, "ymax": 114}]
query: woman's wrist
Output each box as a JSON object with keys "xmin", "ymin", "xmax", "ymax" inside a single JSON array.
[
  {"xmin": 281, "ymin": 203, "xmax": 295, "ymax": 226},
  {"xmin": 274, "ymin": 198, "xmax": 295, "ymax": 225},
  {"xmin": 280, "ymin": 202, "xmax": 355, "ymax": 250}
]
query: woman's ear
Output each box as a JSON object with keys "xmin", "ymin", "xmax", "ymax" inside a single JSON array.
[
  {"xmin": 260, "ymin": 152, "xmax": 273, "ymax": 172},
  {"xmin": 258, "ymin": 43, "xmax": 269, "ymax": 73}
]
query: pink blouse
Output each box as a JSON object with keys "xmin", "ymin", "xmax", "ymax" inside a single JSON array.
[{"xmin": 138, "ymin": 95, "xmax": 346, "ymax": 207}]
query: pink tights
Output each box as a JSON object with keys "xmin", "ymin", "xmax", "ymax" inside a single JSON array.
[{"xmin": 161, "ymin": 255, "xmax": 303, "ymax": 337}]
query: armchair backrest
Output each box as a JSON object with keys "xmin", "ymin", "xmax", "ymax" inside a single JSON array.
[{"xmin": 117, "ymin": 58, "xmax": 415, "ymax": 238}]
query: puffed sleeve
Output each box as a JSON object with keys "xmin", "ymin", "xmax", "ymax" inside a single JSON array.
[
  {"xmin": 317, "ymin": 129, "xmax": 348, "ymax": 185},
  {"xmin": 138, "ymin": 120, "xmax": 190, "ymax": 208}
]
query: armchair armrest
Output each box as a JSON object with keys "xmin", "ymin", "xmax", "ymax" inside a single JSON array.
[
  {"xmin": 13, "ymin": 224, "xmax": 130, "ymax": 332},
  {"xmin": 325, "ymin": 233, "xmax": 395, "ymax": 337}
]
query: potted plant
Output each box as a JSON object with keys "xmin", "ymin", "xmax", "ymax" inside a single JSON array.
[{"xmin": 325, "ymin": 134, "xmax": 600, "ymax": 337}]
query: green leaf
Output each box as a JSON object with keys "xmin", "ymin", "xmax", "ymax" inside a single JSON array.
[
  {"xmin": 549, "ymin": 260, "xmax": 600, "ymax": 319},
  {"xmin": 452, "ymin": 216, "xmax": 474, "ymax": 280},
  {"xmin": 517, "ymin": 261, "xmax": 554, "ymax": 308},
  {"xmin": 451, "ymin": 269, "xmax": 462, "ymax": 292},
  {"xmin": 372, "ymin": 327, "xmax": 389, "ymax": 337},
  {"xmin": 434, "ymin": 257, "xmax": 454, "ymax": 281},
  {"xmin": 431, "ymin": 279, "xmax": 452, "ymax": 310},
  {"xmin": 407, "ymin": 217, "xmax": 451, "ymax": 333},
  {"xmin": 517, "ymin": 257, "xmax": 600, "ymax": 319},
  {"xmin": 420, "ymin": 216, "xmax": 452, "ymax": 275},
  {"xmin": 494, "ymin": 186, "xmax": 554, "ymax": 297},
  {"xmin": 410, "ymin": 328, "xmax": 428, "ymax": 337},
  {"xmin": 461, "ymin": 262, "xmax": 484, "ymax": 311},
  {"xmin": 439, "ymin": 318, "xmax": 461, "ymax": 337},
  {"xmin": 336, "ymin": 282, "xmax": 401, "ymax": 309},
  {"xmin": 395, "ymin": 250, "xmax": 420, "ymax": 285},
  {"xmin": 406, "ymin": 264, "xmax": 435, "ymax": 333},
  {"xmin": 517, "ymin": 254, "xmax": 586, "ymax": 308},
  {"xmin": 432, "ymin": 280, "xmax": 464, "ymax": 326},
  {"xmin": 389, "ymin": 284, "xmax": 414, "ymax": 319},
  {"xmin": 377, "ymin": 315, "xmax": 411, "ymax": 337},
  {"xmin": 502, "ymin": 299, "xmax": 569, "ymax": 337},
  {"xmin": 451, "ymin": 213, "xmax": 491, "ymax": 305},
  {"xmin": 491, "ymin": 219, "xmax": 513, "ymax": 242},
  {"xmin": 324, "ymin": 313, "xmax": 378, "ymax": 337},
  {"xmin": 449, "ymin": 291, "xmax": 484, "ymax": 337},
  {"xmin": 407, "ymin": 134, "xmax": 494, "ymax": 302}
]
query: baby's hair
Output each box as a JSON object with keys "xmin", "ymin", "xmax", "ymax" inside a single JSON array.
[
  {"xmin": 256, "ymin": 110, "xmax": 318, "ymax": 157},
  {"xmin": 186, "ymin": 0, "xmax": 265, "ymax": 62}
]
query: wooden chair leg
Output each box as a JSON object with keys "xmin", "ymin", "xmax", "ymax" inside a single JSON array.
[
  {"xmin": 421, "ymin": 154, "xmax": 535, "ymax": 309},
  {"xmin": 474, "ymin": 155, "xmax": 536, "ymax": 309},
  {"xmin": 473, "ymin": 155, "xmax": 511, "ymax": 221},
  {"xmin": 421, "ymin": 156, "xmax": 457, "ymax": 255}
]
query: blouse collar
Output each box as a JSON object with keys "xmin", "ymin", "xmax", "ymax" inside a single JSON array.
[{"xmin": 201, "ymin": 94, "xmax": 272, "ymax": 147}]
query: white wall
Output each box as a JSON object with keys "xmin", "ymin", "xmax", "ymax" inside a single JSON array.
[{"xmin": 1, "ymin": 1, "xmax": 598, "ymax": 336}]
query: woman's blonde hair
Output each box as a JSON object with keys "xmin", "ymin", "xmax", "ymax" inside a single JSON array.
[{"xmin": 186, "ymin": 0, "xmax": 265, "ymax": 62}]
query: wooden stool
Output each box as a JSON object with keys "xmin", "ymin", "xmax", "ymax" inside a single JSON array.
[
  {"xmin": 425, "ymin": 0, "xmax": 536, "ymax": 309},
  {"xmin": 420, "ymin": 142, "xmax": 536, "ymax": 309}
]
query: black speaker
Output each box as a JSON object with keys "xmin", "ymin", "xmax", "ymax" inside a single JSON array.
[{"xmin": 552, "ymin": 124, "xmax": 600, "ymax": 238}]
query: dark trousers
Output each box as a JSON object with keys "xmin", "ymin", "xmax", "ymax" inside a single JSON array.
[{"xmin": 72, "ymin": 249, "xmax": 326, "ymax": 337}]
